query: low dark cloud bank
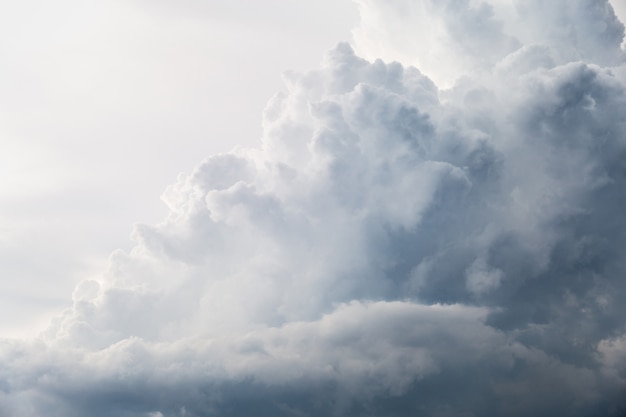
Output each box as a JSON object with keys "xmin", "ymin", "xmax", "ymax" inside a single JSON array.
[{"xmin": 2, "ymin": 0, "xmax": 626, "ymax": 416}]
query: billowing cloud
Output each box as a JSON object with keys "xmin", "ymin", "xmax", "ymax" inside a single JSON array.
[
  {"xmin": 2, "ymin": 0, "xmax": 626, "ymax": 416},
  {"xmin": 353, "ymin": 0, "xmax": 625, "ymax": 86}
]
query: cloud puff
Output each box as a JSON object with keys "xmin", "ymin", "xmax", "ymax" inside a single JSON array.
[
  {"xmin": 353, "ymin": 0, "xmax": 625, "ymax": 86},
  {"xmin": 2, "ymin": 0, "xmax": 626, "ymax": 416}
]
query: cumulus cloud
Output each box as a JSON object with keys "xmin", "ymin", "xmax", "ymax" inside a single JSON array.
[
  {"xmin": 353, "ymin": 0, "xmax": 625, "ymax": 86},
  {"xmin": 2, "ymin": 0, "xmax": 626, "ymax": 416}
]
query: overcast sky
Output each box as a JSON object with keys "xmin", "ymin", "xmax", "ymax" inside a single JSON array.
[{"xmin": 2, "ymin": 1, "xmax": 626, "ymax": 416}]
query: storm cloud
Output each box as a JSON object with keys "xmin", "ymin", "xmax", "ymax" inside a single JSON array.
[{"xmin": 2, "ymin": 0, "xmax": 626, "ymax": 416}]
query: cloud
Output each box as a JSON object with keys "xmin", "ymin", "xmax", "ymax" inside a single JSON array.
[
  {"xmin": 352, "ymin": 0, "xmax": 625, "ymax": 86},
  {"xmin": 0, "ymin": 302, "xmax": 607, "ymax": 416},
  {"xmin": 2, "ymin": 0, "xmax": 626, "ymax": 415}
]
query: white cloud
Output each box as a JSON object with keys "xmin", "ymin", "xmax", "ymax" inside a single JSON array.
[
  {"xmin": 0, "ymin": 0, "xmax": 357, "ymax": 337},
  {"xmin": 352, "ymin": 0, "xmax": 625, "ymax": 87},
  {"xmin": 2, "ymin": 0, "xmax": 626, "ymax": 415}
]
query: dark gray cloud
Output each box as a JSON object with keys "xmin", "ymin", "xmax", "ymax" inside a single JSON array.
[{"xmin": 2, "ymin": 0, "xmax": 626, "ymax": 416}]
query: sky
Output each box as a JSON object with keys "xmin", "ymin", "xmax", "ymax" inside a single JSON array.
[{"xmin": 1, "ymin": 0, "xmax": 626, "ymax": 416}]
